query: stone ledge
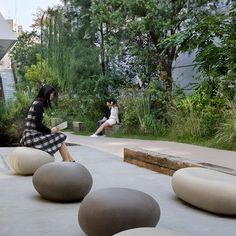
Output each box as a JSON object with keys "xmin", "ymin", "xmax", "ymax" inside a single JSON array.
[
  {"xmin": 124, "ymin": 147, "xmax": 236, "ymax": 176},
  {"xmin": 104, "ymin": 124, "xmax": 122, "ymax": 135}
]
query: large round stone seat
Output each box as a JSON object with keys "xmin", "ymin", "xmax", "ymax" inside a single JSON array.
[
  {"xmin": 172, "ymin": 167, "xmax": 236, "ymax": 215},
  {"xmin": 113, "ymin": 227, "xmax": 189, "ymax": 236},
  {"xmin": 10, "ymin": 147, "xmax": 54, "ymax": 175},
  {"xmin": 33, "ymin": 162, "xmax": 93, "ymax": 202},
  {"xmin": 78, "ymin": 188, "xmax": 160, "ymax": 236}
]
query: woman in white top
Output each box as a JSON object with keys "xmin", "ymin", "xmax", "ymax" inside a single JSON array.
[{"xmin": 91, "ymin": 100, "xmax": 119, "ymax": 137}]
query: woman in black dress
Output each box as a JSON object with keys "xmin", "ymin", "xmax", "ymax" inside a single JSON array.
[{"xmin": 20, "ymin": 85, "xmax": 75, "ymax": 162}]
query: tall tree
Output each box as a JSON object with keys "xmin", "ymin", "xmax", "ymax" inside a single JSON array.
[
  {"xmin": 39, "ymin": 4, "xmax": 97, "ymax": 89},
  {"xmin": 10, "ymin": 31, "xmax": 40, "ymax": 81},
  {"xmin": 176, "ymin": 1, "xmax": 235, "ymax": 98},
  {"xmin": 90, "ymin": 0, "xmax": 221, "ymax": 96}
]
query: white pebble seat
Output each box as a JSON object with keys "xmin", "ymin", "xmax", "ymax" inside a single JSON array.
[
  {"xmin": 172, "ymin": 167, "xmax": 236, "ymax": 215},
  {"xmin": 10, "ymin": 147, "xmax": 54, "ymax": 175},
  {"xmin": 113, "ymin": 227, "xmax": 189, "ymax": 236}
]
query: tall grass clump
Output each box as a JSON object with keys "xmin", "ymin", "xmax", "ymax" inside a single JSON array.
[
  {"xmin": 215, "ymin": 102, "xmax": 236, "ymax": 143},
  {"xmin": 118, "ymin": 90, "xmax": 167, "ymax": 136},
  {"xmin": 170, "ymin": 97, "xmax": 203, "ymax": 139}
]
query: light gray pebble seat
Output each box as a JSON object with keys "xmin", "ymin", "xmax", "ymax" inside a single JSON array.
[
  {"xmin": 78, "ymin": 187, "xmax": 161, "ymax": 236},
  {"xmin": 172, "ymin": 167, "xmax": 236, "ymax": 215},
  {"xmin": 10, "ymin": 147, "xmax": 54, "ymax": 175},
  {"xmin": 33, "ymin": 162, "xmax": 93, "ymax": 202},
  {"xmin": 113, "ymin": 227, "xmax": 190, "ymax": 236}
]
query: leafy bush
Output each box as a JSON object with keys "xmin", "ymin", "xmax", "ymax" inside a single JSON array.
[
  {"xmin": 0, "ymin": 92, "xmax": 31, "ymax": 145},
  {"xmin": 49, "ymin": 93, "xmax": 110, "ymax": 132}
]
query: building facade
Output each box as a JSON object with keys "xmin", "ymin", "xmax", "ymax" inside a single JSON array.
[{"xmin": 0, "ymin": 12, "xmax": 18, "ymax": 101}]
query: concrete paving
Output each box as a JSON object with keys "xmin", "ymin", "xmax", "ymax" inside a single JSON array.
[
  {"xmin": 64, "ymin": 132, "xmax": 236, "ymax": 170},
  {"xmin": 0, "ymin": 134, "xmax": 236, "ymax": 236}
]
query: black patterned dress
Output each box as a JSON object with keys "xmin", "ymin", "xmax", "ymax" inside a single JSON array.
[{"xmin": 20, "ymin": 98, "xmax": 66, "ymax": 155}]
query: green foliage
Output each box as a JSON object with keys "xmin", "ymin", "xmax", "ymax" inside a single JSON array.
[
  {"xmin": 135, "ymin": 94, "xmax": 151, "ymax": 130},
  {"xmin": 40, "ymin": 7, "xmax": 75, "ymax": 90},
  {"xmin": 141, "ymin": 114, "xmax": 167, "ymax": 136},
  {"xmin": 90, "ymin": 0, "xmax": 222, "ymax": 94},
  {"xmin": 145, "ymin": 78, "xmax": 172, "ymax": 122},
  {"xmin": 118, "ymin": 89, "xmax": 167, "ymax": 135},
  {"xmin": 49, "ymin": 92, "xmax": 116, "ymax": 132},
  {"xmin": 51, "ymin": 95, "xmax": 88, "ymax": 124},
  {"xmin": 10, "ymin": 31, "xmax": 40, "ymax": 80},
  {"xmin": 4, "ymin": 0, "xmax": 236, "ymax": 152},
  {"xmin": 25, "ymin": 55, "xmax": 58, "ymax": 87},
  {"xmin": 40, "ymin": 3, "xmax": 103, "ymax": 93},
  {"xmin": 73, "ymin": 42, "xmax": 101, "ymax": 78},
  {"xmin": 0, "ymin": 92, "xmax": 31, "ymax": 144},
  {"xmin": 170, "ymin": 76, "xmax": 225, "ymax": 139},
  {"xmin": 118, "ymin": 91, "xmax": 140, "ymax": 132},
  {"xmin": 170, "ymin": 97, "xmax": 203, "ymax": 138},
  {"xmin": 175, "ymin": 1, "xmax": 236, "ymax": 100}
]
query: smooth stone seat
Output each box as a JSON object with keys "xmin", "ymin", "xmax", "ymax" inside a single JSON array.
[
  {"xmin": 10, "ymin": 147, "xmax": 54, "ymax": 175},
  {"xmin": 113, "ymin": 227, "xmax": 189, "ymax": 236},
  {"xmin": 33, "ymin": 162, "xmax": 93, "ymax": 202},
  {"xmin": 172, "ymin": 167, "xmax": 236, "ymax": 215},
  {"xmin": 78, "ymin": 187, "xmax": 160, "ymax": 236}
]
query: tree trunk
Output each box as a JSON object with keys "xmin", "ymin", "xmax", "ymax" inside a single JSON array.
[
  {"xmin": 100, "ymin": 23, "xmax": 106, "ymax": 75},
  {"xmin": 160, "ymin": 60, "xmax": 172, "ymax": 97}
]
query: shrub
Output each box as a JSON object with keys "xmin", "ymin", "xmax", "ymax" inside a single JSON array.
[{"xmin": 0, "ymin": 91, "xmax": 31, "ymax": 145}]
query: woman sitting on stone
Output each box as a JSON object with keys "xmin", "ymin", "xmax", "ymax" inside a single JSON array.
[
  {"xmin": 20, "ymin": 84, "xmax": 75, "ymax": 162},
  {"xmin": 90, "ymin": 99, "xmax": 119, "ymax": 137}
]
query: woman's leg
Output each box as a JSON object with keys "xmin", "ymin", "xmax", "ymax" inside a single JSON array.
[
  {"xmin": 94, "ymin": 122, "xmax": 111, "ymax": 135},
  {"xmin": 59, "ymin": 143, "xmax": 75, "ymax": 162}
]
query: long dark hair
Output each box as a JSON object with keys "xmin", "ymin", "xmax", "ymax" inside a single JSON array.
[
  {"xmin": 107, "ymin": 98, "xmax": 117, "ymax": 105},
  {"xmin": 36, "ymin": 85, "xmax": 57, "ymax": 108}
]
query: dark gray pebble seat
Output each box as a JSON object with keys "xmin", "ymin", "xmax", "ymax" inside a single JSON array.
[
  {"xmin": 78, "ymin": 187, "xmax": 161, "ymax": 236},
  {"xmin": 32, "ymin": 162, "xmax": 93, "ymax": 202}
]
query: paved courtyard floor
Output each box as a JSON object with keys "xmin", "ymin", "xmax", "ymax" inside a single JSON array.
[{"xmin": 0, "ymin": 135, "xmax": 236, "ymax": 236}]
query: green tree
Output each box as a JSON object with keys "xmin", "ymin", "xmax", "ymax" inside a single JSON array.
[
  {"xmin": 24, "ymin": 55, "xmax": 58, "ymax": 88},
  {"xmin": 10, "ymin": 31, "xmax": 40, "ymax": 81},
  {"xmin": 175, "ymin": 1, "xmax": 235, "ymax": 99},
  {"xmin": 90, "ymin": 0, "xmax": 221, "ymax": 97},
  {"xmin": 38, "ymin": 2, "xmax": 104, "ymax": 93}
]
